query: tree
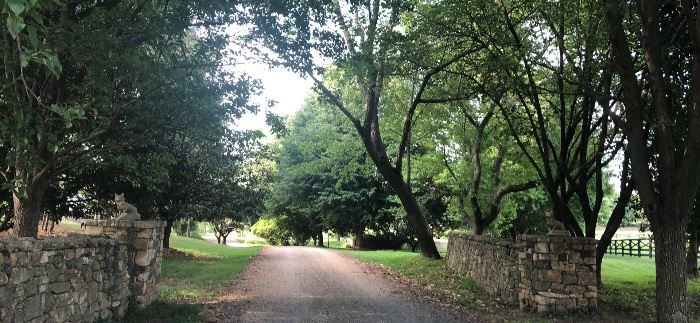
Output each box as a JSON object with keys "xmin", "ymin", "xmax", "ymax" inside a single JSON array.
[
  {"xmin": 211, "ymin": 219, "xmax": 242, "ymax": 245},
  {"xmin": 200, "ymin": 141, "xmax": 272, "ymax": 246},
  {"xmin": 426, "ymin": 99, "xmax": 538, "ymax": 234},
  {"xmin": 0, "ymin": 0, "xmax": 247, "ymax": 237},
  {"xmin": 412, "ymin": 0, "xmax": 635, "ymax": 283},
  {"xmin": 241, "ymin": 1, "xmax": 491, "ymax": 258},
  {"xmin": 602, "ymin": 1, "xmax": 700, "ymax": 321},
  {"xmin": 267, "ymin": 99, "xmax": 394, "ymax": 248}
]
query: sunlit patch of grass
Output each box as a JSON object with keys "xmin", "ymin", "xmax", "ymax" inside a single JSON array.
[
  {"xmin": 159, "ymin": 237, "xmax": 261, "ymax": 302},
  {"xmin": 134, "ymin": 236, "xmax": 262, "ymax": 322}
]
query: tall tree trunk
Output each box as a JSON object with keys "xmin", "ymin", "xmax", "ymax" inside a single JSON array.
[
  {"xmin": 354, "ymin": 226, "xmax": 365, "ymax": 249},
  {"xmin": 354, "ymin": 115, "xmax": 440, "ymax": 259},
  {"xmin": 186, "ymin": 217, "xmax": 192, "ymax": 237},
  {"xmin": 389, "ymin": 174, "xmax": 440, "ymax": 259},
  {"xmin": 41, "ymin": 214, "xmax": 48, "ymax": 232},
  {"xmin": 163, "ymin": 219, "xmax": 174, "ymax": 249},
  {"xmin": 552, "ymin": 198, "xmax": 584, "ymax": 237},
  {"xmin": 584, "ymin": 219, "xmax": 596, "ymax": 239},
  {"xmin": 318, "ymin": 231, "xmax": 324, "ymax": 248},
  {"xmin": 12, "ymin": 180, "xmax": 48, "ymax": 238},
  {"xmin": 474, "ymin": 218, "xmax": 486, "ymax": 235},
  {"xmin": 654, "ymin": 219, "xmax": 689, "ymax": 323},
  {"xmin": 222, "ymin": 234, "xmax": 227, "ymax": 245},
  {"xmin": 687, "ymin": 229, "xmax": 698, "ymax": 279}
]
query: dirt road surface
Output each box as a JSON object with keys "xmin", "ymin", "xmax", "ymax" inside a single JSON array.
[{"xmin": 203, "ymin": 246, "xmax": 475, "ymax": 323}]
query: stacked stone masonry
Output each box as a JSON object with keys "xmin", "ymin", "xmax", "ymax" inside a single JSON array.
[
  {"xmin": 517, "ymin": 234, "xmax": 597, "ymax": 313},
  {"xmin": 445, "ymin": 232, "xmax": 519, "ymax": 302},
  {"xmin": 0, "ymin": 236, "xmax": 130, "ymax": 322},
  {"xmin": 84, "ymin": 219, "xmax": 165, "ymax": 309},
  {"xmin": 447, "ymin": 232, "xmax": 598, "ymax": 314}
]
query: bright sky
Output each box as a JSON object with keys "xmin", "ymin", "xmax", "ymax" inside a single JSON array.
[{"xmin": 230, "ymin": 63, "xmax": 313, "ymax": 133}]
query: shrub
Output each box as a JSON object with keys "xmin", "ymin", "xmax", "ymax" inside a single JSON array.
[{"xmin": 251, "ymin": 217, "xmax": 289, "ymax": 245}]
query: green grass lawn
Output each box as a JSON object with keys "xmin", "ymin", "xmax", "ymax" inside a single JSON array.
[
  {"xmin": 231, "ymin": 236, "xmax": 268, "ymax": 246},
  {"xmin": 600, "ymin": 255, "xmax": 700, "ymax": 321},
  {"xmin": 341, "ymin": 250, "xmax": 700, "ymax": 322},
  {"xmin": 131, "ymin": 236, "xmax": 262, "ymax": 323}
]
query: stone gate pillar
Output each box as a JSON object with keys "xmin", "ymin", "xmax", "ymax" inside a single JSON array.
[
  {"xmin": 516, "ymin": 234, "xmax": 598, "ymax": 313},
  {"xmin": 83, "ymin": 219, "xmax": 165, "ymax": 309}
]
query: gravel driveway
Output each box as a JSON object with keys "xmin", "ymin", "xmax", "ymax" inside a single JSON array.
[{"xmin": 203, "ymin": 246, "xmax": 474, "ymax": 323}]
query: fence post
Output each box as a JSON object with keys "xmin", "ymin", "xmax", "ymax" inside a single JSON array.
[
  {"xmin": 649, "ymin": 237, "xmax": 653, "ymax": 258},
  {"xmin": 637, "ymin": 239, "xmax": 641, "ymax": 257}
]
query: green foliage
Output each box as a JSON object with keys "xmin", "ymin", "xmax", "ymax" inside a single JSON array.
[
  {"xmin": 251, "ymin": 217, "xmax": 290, "ymax": 246},
  {"xmin": 173, "ymin": 220, "xmax": 201, "ymax": 240},
  {"xmin": 265, "ymin": 97, "xmax": 397, "ymax": 245},
  {"xmin": 490, "ymin": 190, "xmax": 550, "ymax": 239},
  {"xmin": 0, "ymin": 0, "xmax": 261, "ymax": 236}
]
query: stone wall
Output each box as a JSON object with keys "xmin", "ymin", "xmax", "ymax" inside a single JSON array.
[
  {"xmin": 445, "ymin": 232, "xmax": 519, "ymax": 302},
  {"xmin": 84, "ymin": 219, "xmax": 165, "ymax": 308},
  {"xmin": 517, "ymin": 234, "xmax": 597, "ymax": 313},
  {"xmin": 0, "ymin": 236, "xmax": 129, "ymax": 322},
  {"xmin": 446, "ymin": 232, "xmax": 598, "ymax": 313}
]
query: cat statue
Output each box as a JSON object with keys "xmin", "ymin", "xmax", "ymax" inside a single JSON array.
[
  {"xmin": 545, "ymin": 211, "xmax": 569, "ymax": 236},
  {"xmin": 114, "ymin": 193, "xmax": 141, "ymax": 221}
]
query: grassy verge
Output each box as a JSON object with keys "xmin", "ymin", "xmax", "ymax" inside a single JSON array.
[
  {"xmin": 341, "ymin": 250, "xmax": 700, "ymax": 322},
  {"xmin": 341, "ymin": 249, "xmax": 528, "ymax": 322},
  {"xmin": 130, "ymin": 236, "xmax": 262, "ymax": 322},
  {"xmin": 231, "ymin": 237, "xmax": 268, "ymax": 246},
  {"xmin": 599, "ymin": 255, "xmax": 700, "ymax": 321}
]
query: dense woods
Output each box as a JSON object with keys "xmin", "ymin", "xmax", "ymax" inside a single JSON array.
[{"xmin": 1, "ymin": 0, "xmax": 699, "ymax": 322}]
